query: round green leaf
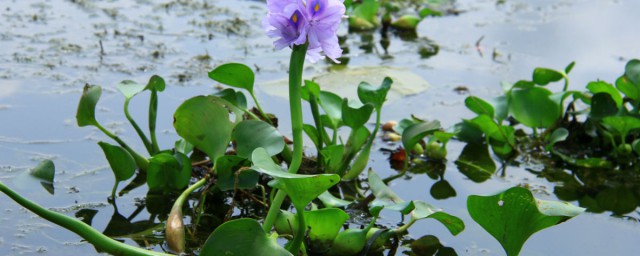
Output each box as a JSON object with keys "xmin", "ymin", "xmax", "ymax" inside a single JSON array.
[
  {"xmin": 200, "ymin": 218, "xmax": 291, "ymax": 256},
  {"xmin": 625, "ymin": 59, "xmax": 640, "ymax": 85},
  {"xmin": 145, "ymin": 75, "xmax": 166, "ymax": 92},
  {"xmin": 173, "ymin": 96, "xmax": 234, "ymax": 162},
  {"xmin": 430, "ymin": 180, "xmax": 457, "ymax": 200},
  {"xmin": 208, "ymin": 63, "xmax": 255, "ymax": 93},
  {"xmin": 341, "ymin": 99, "xmax": 374, "ymax": 129},
  {"xmin": 467, "ymin": 187, "xmax": 584, "ymax": 256},
  {"xmin": 233, "ymin": 120, "xmax": 284, "ymax": 160},
  {"xmin": 616, "ymin": 75, "xmax": 640, "ymax": 102},
  {"xmin": 587, "ymin": 81, "xmax": 622, "ymax": 107},
  {"xmin": 214, "ymin": 88, "xmax": 248, "ymax": 109},
  {"xmin": 98, "ymin": 142, "xmax": 136, "ymax": 182},
  {"xmin": 589, "ymin": 93, "xmax": 619, "ymax": 120},
  {"xmin": 508, "ymin": 87, "xmax": 560, "ymax": 128},
  {"xmin": 76, "ymin": 84, "xmax": 101, "ymax": 127}
]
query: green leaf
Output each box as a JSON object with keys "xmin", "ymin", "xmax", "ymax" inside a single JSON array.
[
  {"xmin": 76, "ymin": 84, "xmax": 101, "ymax": 127},
  {"xmin": 508, "ymin": 87, "xmax": 561, "ymax": 128},
  {"xmin": 173, "ymin": 96, "xmax": 235, "ymax": 162},
  {"xmin": 349, "ymin": 0, "xmax": 380, "ymax": 30},
  {"xmin": 116, "ymin": 80, "xmax": 146, "ymax": 100},
  {"xmin": 491, "ymin": 95, "xmax": 508, "ymax": 122},
  {"xmin": 214, "ymin": 88, "xmax": 248, "ymax": 109},
  {"xmin": 208, "ymin": 63, "xmax": 255, "ymax": 93},
  {"xmin": 589, "ymin": 93, "xmax": 619, "ymax": 120},
  {"xmin": 430, "ymin": 180, "xmax": 457, "ymax": 200},
  {"xmin": 200, "ymin": 218, "xmax": 291, "ymax": 256},
  {"xmin": 587, "ymin": 81, "xmax": 623, "ymax": 108},
  {"xmin": 98, "ymin": 142, "xmax": 136, "ymax": 182},
  {"xmin": 532, "ymin": 68, "xmax": 564, "ymax": 86},
  {"xmin": 546, "ymin": 128, "xmax": 569, "ymax": 150},
  {"xmin": 419, "ymin": 7, "xmax": 443, "ymax": 18},
  {"xmin": 401, "ymin": 120, "xmax": 441, "ymax": 155},
  {"xmin": 368, "ymin": 169, "xmax": 415, "ymax": 214},
  {"xmin": 601, "ymin": 116, "xmax": 640, "ymax": 137},
  {"xmin": 564, "ymin": 61, "xmax": 576, "ymax": 74},
  {"xmin": 145, "ymin": 75, "xmax": 166, "ymax": 92},
  {"xmin": 616, "ymin": 75, "xmax": 640, "ymax": 102},
  {"xmin": 633, "ymin": 139, "xmax": 640, "ymax": 155},
  {"xmin": 357, "ymin": 77, "xmax": 392, "ymax": 113},
  {"xmin": 320, "ymin": 145, "xmax": 345, "ymax": 173},
  {"xmin": 215, "ymin": 155, "xmax": 258, "ymax": 191},
  {"xmin": 147, "ymin": 152, "xmax": 191, "ymax": 192},
  {"xmin": 174, "ymin": 139, "xmax": 193, "ymax": 155},
  {"xmin": 301, "ymin": 80, "xmax": 321, "ymax": 101},
  {"xmin": 465, "ymin": 96, "xmax": 495, "ymax": 118},
  {"xmin": 468, "ymin": 186, "xmax": 584, "ymax": 256},
  {"xmin": 29, "ymin": 159, "xmax": 55, "ymax": 184},
  {"xmin": 455, "ymin": 143, "xmax": 496, "ymax": 182},
  {"xmin": 342, "ymin": 99, "xmax": 374, "ymax": 129},
  {"xmin": 233, "ymin": 120, "xmax": 284, "ymax": 160},
  {"xmin": 411, "ymin": 201, "xmax": 465, "ymax": 236},
  {"xmin": 251, "ymin": 148, "xmax": 340, "ymax": 208},
  {"xmin": 391, "ymin": 15, "xmax": 422, "ymax": 30},
  {"xmin": 305, "ymin": 208, "xmax": 350, "ymax": 250},
  {"xmin": 625, "ymin": 59, "xmax": 640, "ymax": 85},
  {"xmin": 319, "ymin": 91, "xmax": 343, "ymax": 129},
  {"xmin": 318, "ymin": 191, "xmax": 353, "ymax": 208}
]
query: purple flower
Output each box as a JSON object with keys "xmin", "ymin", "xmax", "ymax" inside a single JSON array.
[{"xmin": 264, "ymin": 0, "xmax": 345, "ymax": 63}]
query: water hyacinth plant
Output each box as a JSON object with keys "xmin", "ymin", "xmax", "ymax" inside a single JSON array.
[{"xmin": 0, "ymin": 1, "xmax": 594, "ymax": 255}]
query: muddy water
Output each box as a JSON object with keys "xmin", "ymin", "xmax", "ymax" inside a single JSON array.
[{"xmin": 1, "ymin": 0, "xmax": 639, "ymax": 255}]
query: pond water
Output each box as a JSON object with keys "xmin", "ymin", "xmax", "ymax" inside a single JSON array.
[{"xmin": 1, "ymin": 0, "xmax": 640, "ymax": 255}]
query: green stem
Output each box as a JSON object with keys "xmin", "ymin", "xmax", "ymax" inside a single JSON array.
[
  {"xmin": 149, "ymin": 90, "xmax": 160, "ymax": 154},
  {"xmin": 110, "ymin": 181, "xmax": 119, "ymax": 200},
  {"xmin": 94, "ymin": 122, "xmax": 149, "ymax": 171},
  {"xmin": 124, "ymin": 99, "xmax": 153, "ymax": 155},
  {"xmin": 262, "ymin": 43, "xmax": 308, "ymax": 233},
  {"xmin": 309, "ymin": 96, "xmax": 324, "ymax": 165},
  {"xmin": 251, "ymin": 93, "xmax": 274, "ymax": 126},
  {"xmin": 0, "ymin": 182, "xmax": 173, "ymax": 256},
  {"xmin": 175, "ymin": 178, "xmax": 207, "ymax": 212},
  {"xmin": 287, "ymin": 204, "xmax": 306, "ymax": 254}
]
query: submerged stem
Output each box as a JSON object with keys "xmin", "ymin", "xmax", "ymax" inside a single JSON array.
[{"xmin": 0, "ymin": 182, "xmax": 173, "ymax": 256}]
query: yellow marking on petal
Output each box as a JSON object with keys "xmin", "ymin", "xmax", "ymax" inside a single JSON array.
[
  {"xmin": 314, "ymin": 3, "xmax": 320, "ymax": 12},
  {"xmin": 292, "ymin": 13, "xmax": 298, "ymax": 23}
]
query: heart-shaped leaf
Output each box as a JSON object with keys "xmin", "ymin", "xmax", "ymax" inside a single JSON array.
[
  {"xmin": 200, "ymin": 218, "xmax": 291, "ymax": 256},
  {"xmin": 233, "ymin": 120, "xmax": 284, "ymax": 160},
  {"xmin": 173, "ymin": 96, "xmax": 235, "ymax": 162},
  {"xmin": 358, "ymin": 77, "xmax": 392, "ymax": 113},
  {"xmin": 587, "ymin": 81, "xmax": 622, "ymax": 108},
  {"xmin": 342, "ymin": 99, "xmax": 374, "ymax": 129},
  {"xmin": 468, "ymin": 186, "xmax": 584, "ymax": 256},
  {"xmin": 208, "ymin": 63, "xmax": 255, "ymax": 93},
  {"xmin": 251, "ymin": 148, "xmax": 339, "ymax": 208},
  {"xmin": 532, "ymin": 67, "xmax": 564, "ymax": 86}
]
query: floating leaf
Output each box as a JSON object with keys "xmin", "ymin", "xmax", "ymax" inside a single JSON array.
[
  {"xmin": 251, "ymin": 148, "xmax": 339, "ymax": 208},
  {"xmin": 508, "ymin": 87, "xmax": 561, "ymax": 128},
  {"xmin": 532, "ymin": 68, "xmax": 564, "ymax": 86},
  {"xmin": 349, "ymin": 0, "xmax": 380, "ymax": 30},
  {"xmin": 391, "ymin": 15, "xmax": 422, "ymax": 30},
  {"xmin": 465, "ymin": 96, "xmax": 495, "ymax": 118},
  {"xmin": 200, "ymin": 218, "xmax": 291, "ymax": 256},
  {"xmin": 208, "ymin": 63, "xmax": 255, "ymax": 93},
  {"xmin": 455, "ymin": 143, "xmax": 496, "ymax": 182},
  {"xmin": 76, "ymin": 84, "xmax": 101, "ymax": 127},
  {"xmin": 468, "ymin": 186, "xmax": 585, "ymax": 256},
  {"xmin": 29, "ymin": 159, "xmax": 55, "ymax": 184},
  {"xmin": 233, "ymin": 120, "xmax": 284, "ymax": 160},
  {"xmin": 116, "ymin": 80, "xmax": 146, "ymax": 100},
  {"xmin": 173, "ymin": 96, "xmax": 235, "ymax": 162}
]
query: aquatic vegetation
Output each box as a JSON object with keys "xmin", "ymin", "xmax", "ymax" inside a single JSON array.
[{"xmin": 0, "ymin": 1, "xmax": 613, "ymax": 256}]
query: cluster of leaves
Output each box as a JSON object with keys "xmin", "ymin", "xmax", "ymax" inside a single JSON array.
[
  {"xmin": 453, "ymin": 59, "xmax": 640, "ymax": 215},
  {"xmin": 345, "ymin": 0, "xmax": 452, "ymax": 31}
]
